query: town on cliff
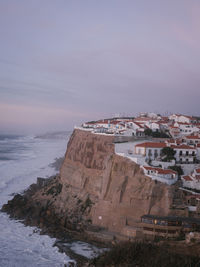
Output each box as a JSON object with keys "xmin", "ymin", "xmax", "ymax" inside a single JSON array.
[
  {"xmin": 2, "ymin": 111, "xmax": 200, "ymax": 261},
  {"xmin": 79, "ymin": 112, "xmax": 200, "ymax": 239}
]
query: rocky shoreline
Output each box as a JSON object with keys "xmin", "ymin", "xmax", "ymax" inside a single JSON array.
[
  {"xmin": 1, "ymin": 175, "xmax": 109, "ymax": 267},
  {"xmin": 2, "ymin": 129, "xmax": 200, "ymax": 266}
]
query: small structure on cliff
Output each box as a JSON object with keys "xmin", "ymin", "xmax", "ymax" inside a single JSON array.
[
  {"xmin": 182, "ymin": 167, "xmax": 200, "ymax": 190},
  {"xmin": 142, "ymin": 166, "xmax": 178, "ymax": 185},
  {"xmin": 141, "ymin": 214, "xmax": 200, "ymax": 238}
]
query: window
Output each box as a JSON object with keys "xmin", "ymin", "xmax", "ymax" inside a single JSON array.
[
  {"xmin": 168, "ymin": 230, "xmax": 176, "ymax": 234},
  {"xmin": 155, "ymin": 229, "xmax": 167, "ymax": 233},
  {"xmin": 186, "ymin": 151, "xmax": 189, "ymax": 156},
  {"xmin": 143, "ymin": 227, "xmax": 153, "ymax": 231},
  {"xmin": 179, "ymin": 151, "xmax": 182, "ymax": 156},
  {"xmin": 148, "ymin": 149, "xmax": 152, "ymax": 156}
]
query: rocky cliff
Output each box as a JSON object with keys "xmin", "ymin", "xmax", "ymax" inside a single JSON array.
[
  {"xmin": 59, "ymin": 129, "xmax": 175, "ymax": 232},
  {"xmin": 2, "ymin": 129, "xmax": 177, "ymax": 236}
]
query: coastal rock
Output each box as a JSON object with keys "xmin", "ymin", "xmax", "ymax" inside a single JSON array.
[{"xmin": 1, "ymin": 129, "xmax": 178, "ymax": 238}]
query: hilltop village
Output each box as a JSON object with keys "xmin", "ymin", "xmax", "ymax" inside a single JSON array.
[
  {"xmin": 80, "ymin": 112, "xmax": 200, "ymax": 238},
  {"xmin": 81, "ymin": 112, "xmax": 200, "ymax": 182},
  {"xmin": 3, "ymin": 112, "xmax": 200, "ymax": 252},
  {"xmin": 82, "ymin": 112, "xmax": 200, "ymax": 183}
]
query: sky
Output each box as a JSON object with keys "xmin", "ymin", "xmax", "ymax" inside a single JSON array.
[{"xmin": 0, "ymin": 0, "xmax": 200, "ymax": 134}]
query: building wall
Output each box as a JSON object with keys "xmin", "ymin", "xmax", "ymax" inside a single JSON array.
[
  {"xmin": 174, "ymin": 148, "xmax": 196, "ymax": 163},
  {"xmin": 146, "ymin": 147, "xmax": 163, "ymax": 160},
  {"xmin": 135, "ymin": 146, "xmax": 146, "ymax": 156}
]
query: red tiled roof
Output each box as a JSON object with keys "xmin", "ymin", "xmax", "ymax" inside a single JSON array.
[
  {"xmin": 132, "ymin": 121, "xmax": 144, "ymax": 128},
  {"xmin": 186, "ymin": 135, "xmax": 200, "ymax": 140},
  {"xmin": 171, "ymin": 144, "xmax": 196, "ymax": 150},
  {"xmin": 110, "ymin": 120, "xmax": 120, "ymax": 125},
  {"xmin": 177, "ymin": 122, "xmax": 191, "ymax": 125},
  {"xmin": 97, "ymin": 120, "xmax": 110, "ymax": 124},
  {"xmin": 143, "ymin": 166, "xmax": 176, "ymax": 175},
  {"xmin": 170, "ymin": 126, "xmax": 179, "ymax": 129},
  {"xmin": 182, "ymin": 175, "xmax": 193, "ymax": 181},
  {"xmin": 136, "ymin": 142, "xmax": 166, "ymax": 148}
]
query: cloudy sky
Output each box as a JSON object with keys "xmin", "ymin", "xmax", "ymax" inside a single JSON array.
[{"xmin": 0, "ymin": 0, "xmax": 200, "ymax": 133}]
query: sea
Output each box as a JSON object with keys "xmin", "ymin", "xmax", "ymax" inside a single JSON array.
[{"xmin": 0, "ymin": 132, "xmax": 103, "ymax": 267}]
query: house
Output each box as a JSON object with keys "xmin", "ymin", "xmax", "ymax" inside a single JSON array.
[
  {"xmin": 82, "ymin": 121, "xmax": 97, "ymax": 128},
  {"xmin": 126, "ymin": 121, "xmax": 145, "ymax": 137},
  {"xmin": 96, "ymin": 119, "xmax": 111, "ymax": 129},
  {"xmin": 181, "ymin": 168, "xmax": 200, "ymax": 190},
  {"xmin": 134, "ymin": 117, "xmax": 153, "ymax": 127},
  {"xmin": 171, "ymin": 144, "xmax": 197, "ymax": 164},
  {"xmin": 169, "ymin": 125, "xmax": 181, "ymax": 138},
  {"xmin": 184, "ymin": 135, "xmax": 200, "ymax": 146},
  {"xmin": 142, "ymin": 166, "xmax": 178, "ymax": 180},
  {"xmin": 175, "ymin": 122, "xmax": 199, "ymax": 136},
  {"xmin": 145, "ymin": 121, "xmax": 160, "ymax": 132},
  {"xmin": 169, "ymin": 114, "xmax": 196, "ymax": 124},
  {"xmin": 141, "ymin": 214, "xmax": 200, "ymax": 238},
  {"xmin": 135, "ymin": 142, "xmax": 166, "ymax": 160},
  {"xmin": 181, "ymin": 175, "xmax": 195, "ymax": 189},
  {"xmin": 135, "ymin": 141, "xmax": 197, "ymax": 164}
]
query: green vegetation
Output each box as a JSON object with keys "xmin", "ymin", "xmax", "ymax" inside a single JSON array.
[
  {"xmin": 80, "ymin": 196, "xmax": 93, "ymax": 212},
  {"xmin": 46, "ymin": 183, "xmax": 62, "ymax": 196},
  {"xmin": 169, "ymin": 165, "xmax": 183, "ymax": 176},
  {"xmin": 161, "ymin": 147, "xmax": 176, "ymax": 162},
  {"xmin": 90, "ymin": 242, "xmax": 200, "ymax": 267},
  {"xmin": 144, "ymin": 129, "xmax": 170, "ymax": 138}
]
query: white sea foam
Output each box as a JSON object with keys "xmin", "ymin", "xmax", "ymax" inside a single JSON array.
[
  {"xmin": 0, "ymin": 133, "xmax": 72, "ymax": 266},
  {"xmin": 0, "ymin": 132, "xmax": 104, "ymax": 266}
]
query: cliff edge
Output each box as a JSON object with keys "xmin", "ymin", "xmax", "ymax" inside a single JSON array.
[{"xmin": 2, "ymin": 129, "xmax": 176, "ymax": 237}]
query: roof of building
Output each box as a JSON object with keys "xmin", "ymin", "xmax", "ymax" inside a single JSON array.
[
  {"xmin": 182, "ymin": 175, "xmax": 193, "ymax": 181},
  {"xmin": 132, "ymin": 121, "xmax": 144, "ymax": 128},
  {"xmin": 196, "ymin": 168, "xmax": 200, "ymax": 174},
  {"xmin": 134, "ymin": 117, "xmax": 152, "ymax": 121},
  {"xmin": 135, "ymin": 142, "xmax": 166, "ymax": 148},
  {"xmin": 195, "ymin": 175, "xmax": 200, "ymax": 180},
  {"xmin": 186, "ymin": 135, "xmax": 200, "ymax": 140},
  {"xmin": 143, "ymin": 166, "xmax": 177, "ymax": 175},
  {"xmin": 171, "ymin": 144, "xmax": 196, "ymax": 150},
  {"xmin": 141, "ymin": 214, "xmax": 200, "ymax": 224}
]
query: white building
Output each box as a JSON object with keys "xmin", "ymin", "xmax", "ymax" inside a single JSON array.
[
  {"xmin": 184, "ymin": 135, "xmax": 200, "ymax": 146},
  {"xmin": 145, "ymin": 121, "xmax": 160, "ymax": 132},
  {"xmin": 169, "ymin": 126, "xmax": 181, "ymax": 138},
  {"xmin": 175, "ymin": 122, "xmax": 199, "ymax": 136},
  {"xmin": 125, "ymin": 121, "xmax": 145, "ymax": 137},
  {"xmin": 169, "ymin": 114, "xmax": 195, "ymax": 124},
  {"xmin": 182, "ymin": 168, "xmax": 200, "ymax": 190},
  {"xmin": 135, "ymin": 141, "xmax": 197, "ymax": 164},
  {"xmin": 135, "ymin": 142, "xmax": 166, "ymax": 160},
  {"xmin": 142, "ymin": 166, "xmax": 178, "ymax": 182},
  {"xmin": 171, "ymin": 144, "xmax": 197, "ymax": 164}
]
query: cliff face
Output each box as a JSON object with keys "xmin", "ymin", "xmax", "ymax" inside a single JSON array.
[
  {"xmin": 2, "ymin": 129, "xmax": 176, "ymax": 236},
  {"xmin": 58, "ymin": 129, "xmax": 174, "ymax": 232}
]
